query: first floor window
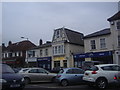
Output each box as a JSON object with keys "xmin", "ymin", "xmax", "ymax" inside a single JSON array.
[
  {"xmin": 45, "ymin": 49, "xmax": 48, "ymax": 56},
  {"xmin": 53, "ymin": 45, "xmax": 64, "ymax": 55},
  {"xmin": 40, "ymin": 50, "xmax": 42, "ymax": 56},
  {"xmin": 100, "ymin": 38, "xmax": 106, "ymax": 49},
  {"xmin": 90, "ymin": 40, "xmax": 96, "ymax": 50}
]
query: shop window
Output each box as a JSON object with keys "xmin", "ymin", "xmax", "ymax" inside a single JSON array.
[
  {"xmin": 63, "ymin": 60, "xmax": 67, "ymax": 68},
  {"xmin": 100, "ymin": 38, "xmax": 106, "ymax": 49},
  {"xmin": 54, "ymin": 61, "xmax": 60, "ymax": 67},
  {"xmin": 90, "ymin": 40, "xmax": 96, "ymax": 50}
]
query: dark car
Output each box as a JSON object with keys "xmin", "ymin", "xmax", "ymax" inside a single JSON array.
[{"xmin": 0, "ymin": 63, "xmax": 25, "ymax": 90}]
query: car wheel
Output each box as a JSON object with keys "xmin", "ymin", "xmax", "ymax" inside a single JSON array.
[
  {"xmin": 24, "ymin": 77, "xmax": 31, "ymax": 85},
  {"xmin": 60, "ymin": 80, "xmax": 69, "ymax": 86},
  {"xmin": 96, "ymin": 78, "xmax": 108, "ymax": 89}
]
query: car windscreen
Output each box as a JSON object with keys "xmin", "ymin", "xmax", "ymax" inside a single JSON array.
[{"xmin": 1, "ymin": 64, "xmax": 15, "ymax": 73}]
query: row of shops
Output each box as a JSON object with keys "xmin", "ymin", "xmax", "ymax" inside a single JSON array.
[
  {"xmin": 26, "ymin": 50, "xmax": 113, "ymax": 71},
  {"xmin": 3, "ymin": 50, "xmax": 116, "ymax": 71}
]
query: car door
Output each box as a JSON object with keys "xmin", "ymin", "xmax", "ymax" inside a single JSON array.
[
  {"xmin": 100, "ymin": 65, "xmax": 120, "ymax": 83},
  {"xmin": 37, "ymin": 68, "xmax": 49, "ymax": 82},
  {"xmin": 27, "ymin": 69, "xmax": 41, "ymax": 82},
  {"xmin": 65, "ymin": 69, "xmax": 78, "ymax": 83},
  {"xmin": 72, "ymin": 69, "xmax": 84, "ymax": 83}
]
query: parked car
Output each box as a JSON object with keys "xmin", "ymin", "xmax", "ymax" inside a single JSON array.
[
  {"xmin": 18, "ymin": 67, "xmax": 57, "ymax": 84},
  {"xmin": 12, "ymin": 67, "xmax": 22, "ymax": 73},
  {"xmin": 55, "ymin": 68, "xmax": 85, "ymax": 86},
  {"xmin": 18, "ymin": 68, "xmax": 29, "ymax": 73},
  {"xmin": 82, "ymin": 61, "xmax": 102, "ymax": 71},
  {"xmin": 83, "ymin": 64, "xmax": 120, "ymax": 89},
  {"xmin": 0, "ymin": 63, "xmax": 25, "ymax": 90},
  {"xmin": 51, "ymin": 67, "xmax": 63, "ymax": 73}
]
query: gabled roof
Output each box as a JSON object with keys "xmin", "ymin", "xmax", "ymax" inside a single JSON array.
[
  {"xmin": 107, "ymin": 11, "xmax": 120, "ymax": 21},
  {"xmin": 4, "ymin": 40, "xmax": 36, "ymax": 52},
  {"xmin": 64, "ymin": 28, "xmax": 84, "ymax": 46},
  {"xmin": 84, "ymin": 28, "xmax": 111, "ymax": 39}
]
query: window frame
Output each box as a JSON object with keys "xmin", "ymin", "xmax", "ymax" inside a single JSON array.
[
  {"xmin": 116, "ymin": 21, "xmax": 120, "ymax": 30},
  {"xmin": 90, "ymin": 40, "xmax": 96, "ymax": 50},
  {"xmin": 100, "ymin": 38, "xmax": 106, "ymax": 49}
]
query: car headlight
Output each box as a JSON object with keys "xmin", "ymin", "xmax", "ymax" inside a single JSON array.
[
  {"xmin": 0, "ymin": 79, "xmax": 7, "ymax": 83},
  {"xmin": 21, "ymin": 78, "xmax": 24, "ymax": 82}
]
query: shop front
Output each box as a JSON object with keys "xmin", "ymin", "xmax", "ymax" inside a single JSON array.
[
  {"xmin": 2, "ymin": 59, "xmax": 17, "ymax": 67},
  {"xmin": 53, "ymin": 56, "xmax": 67, "ymax": 68},
  {"xmin": 37, "ymin": 57, "xmax": 52, "ymax": 71},
  {"xmin": 74, "ymin": 51, "xmax": 113, "ymax": 67}
]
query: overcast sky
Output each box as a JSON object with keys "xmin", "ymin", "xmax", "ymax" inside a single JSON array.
[{"xmin": 2, "ymin": 2, "xmax": 118, "ymax": 46}]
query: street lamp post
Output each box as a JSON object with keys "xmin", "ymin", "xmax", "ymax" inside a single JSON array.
[{"xmin": 21, "ymin": 37, "xmax": 29, "ymax": 67}]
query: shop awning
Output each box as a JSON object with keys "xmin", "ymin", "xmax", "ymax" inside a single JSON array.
[
  {"xmin": 74, "ymin": 51, "xmax": 112, "ymax": 58},
  {"xmin": 2, "ymin": 59, "xmax": 16, "ymax": 64}
]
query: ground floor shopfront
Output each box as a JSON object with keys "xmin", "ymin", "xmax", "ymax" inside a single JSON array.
[
  {"xmin": 52, "ymin": 56, "xmax": 68, "ymax": 69},
  {"xmin": 2, "ymin": 57, "xmax": 25, "ymax": 68},
  {"xmin": 113, "ymin": 50, "xmax": 120, "ymax": 65},
  {"xmin": 37, "ymin": 57, "xmax": 52, "ymax": 71},
  {"xmin": 74, "ymin": 51, "xmax": 113, "ymax": 68}
]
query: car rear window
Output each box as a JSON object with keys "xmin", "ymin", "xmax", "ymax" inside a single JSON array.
[{"xmin": 87, "ymin": 66, "xmax": 99, "ymax": 71}]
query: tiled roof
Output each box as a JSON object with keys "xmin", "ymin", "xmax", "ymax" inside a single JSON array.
[
  {"xmin": 107, "ymin": 11, "xmax": 120, "ymax": 21},
  {"xmin": 84, "ymin": 28, "xmax": 111, "ymax": 39},
  {"xmin": 33, "ymin": 42, "xmax": 52, "ymax": 49},
  {"xmin": 64, "ymin": 28, "xmax": 84, "ymax": 46},
  {"xmin": 4, "ymin": 40, "xmax": 36, "ymax": 52}
]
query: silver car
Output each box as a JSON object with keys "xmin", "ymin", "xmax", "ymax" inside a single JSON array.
[
  {"xmin": 55, "ymin": 68, "xmax": 84, "ymax": 86},
  {"xmin": 18, "ymin": 67, "xmax": 56, "ymax": 84}
]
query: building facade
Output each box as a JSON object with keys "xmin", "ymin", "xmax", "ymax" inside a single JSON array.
[
  {"xmin": 52, "ymin": 27, "xmax": 84, "ymax": 68},
  {"xmin": 107, "ymin": 11, "xmax": 120, "ymax": 65},
  {"xmin": 83, "ymin": 28, "xmax": 113, "ymax": 64},
  {"xmin": 74, "ymin": 11, "xmax": 120, "ymax": 65},
  {"xmin": 26, "ymin": 41, "xmax": 52, "ymax": 70},
  {"xmin": 2, "ymin": 40, "xmax": 36, "ymax": 67}
]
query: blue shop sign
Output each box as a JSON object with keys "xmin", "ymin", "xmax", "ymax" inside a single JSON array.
[
  {"xmin": 74, "ymin": 51, "xmax": 112, "ymax": 58},
  {"xmin": 37, "ymin": 57, "xmax": 51, "ymax": 61}
]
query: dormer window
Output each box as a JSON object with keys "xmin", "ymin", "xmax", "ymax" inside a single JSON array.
[{"xmin": 56, "ymin": 30, "xmax": 60, "ymax": 38}]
